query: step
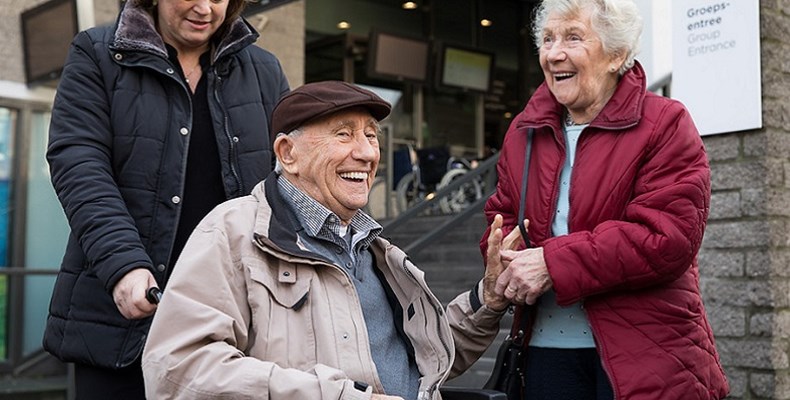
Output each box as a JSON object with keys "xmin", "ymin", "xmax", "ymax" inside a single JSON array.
[{"xmin": 0, "ymin": 376, "xmax": 67, "ymax": 399}]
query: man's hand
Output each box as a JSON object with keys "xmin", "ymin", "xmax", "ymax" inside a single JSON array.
[
  {"xmin": 495, "ymin": 247, "xmax": 551, "ymax": 305},
  {"xmin": 112, "ymin": 268, "xmax": 158, "ymax": 319},
  {"xmin": 483, "ymin": 215, "xmax": 526, "ymax": 311}
]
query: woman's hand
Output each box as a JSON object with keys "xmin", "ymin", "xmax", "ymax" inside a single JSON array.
[
  {"xmin": 483, "ymin": 214, "xmax": 526, "ymax": 311},
  {"xmin": 496, "ymin": 247, "xmax": 552, "ymax": 305},
  {"xmin": 112, "ymin": 268, "xmax": 158, "ymax": 319}
]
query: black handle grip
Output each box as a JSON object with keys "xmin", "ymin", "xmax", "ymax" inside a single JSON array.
[{"xmin": 146, "ymin": 286, "xmax": 162, "ymax": 304}]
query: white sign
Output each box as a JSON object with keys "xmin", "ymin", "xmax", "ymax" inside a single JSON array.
[{"xmin": 671, "ymin": 1, "xmax": 762, "ymax": 136}]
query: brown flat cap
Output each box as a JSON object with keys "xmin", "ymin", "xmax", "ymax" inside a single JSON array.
[{"xmin": 271, "ymin": 81, "xmax": 392, "ymax": 138}]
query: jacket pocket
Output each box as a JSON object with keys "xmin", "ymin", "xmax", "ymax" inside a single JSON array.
[
  {"xmin": 247, "ymin": 262, "xmax": 311, "ymax": 309},
  {"xmin": 244, "ymin": 260, "xmax": 317, "ymax": 370}
]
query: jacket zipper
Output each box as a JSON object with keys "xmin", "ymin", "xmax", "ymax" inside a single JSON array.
[
  {"xmin": 545, "ymin": 125, "xmax": 620, "ymax": 397},
  {"xmin": 160, "ymin": 60, "xmax": 194, "ymax": 279},
  {"xmin": 401, "ymin": 257, "xmax": 452, "ymax": 366},
  {"xmin": 212, "ymin": 73, "xmax": 243, "ymax": 196},
  {"xmin": 565, "ymin": 126, "xmax": 615, "ymax": 399},
  {"xmin": 546, "ymin": 126, "xmax": 565, "ymax": 239},
  {"xmin": 566, "ymin": 127, "xmax": 586, "ymax": 235},
  {"xmin": 585, "ymin": 308, "xmax": 619, "ymax": 399},
  {"xmin": 401, "ymin": 257, "xmax": 452, "ymax": 398}
]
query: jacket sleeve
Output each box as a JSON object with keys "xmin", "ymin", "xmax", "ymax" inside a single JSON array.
[
  {"xmin": 445, "ymin": 283, "xmax": 506, "ymax": 378},
  {"xmin": 46, "ymin": 30, "xmax": 153, "ymax": 292},
  {"xmin": 545, "ymin": 102, "xmax": 711, "ymax": 306},
  {"xmin": 265, "ymin": 59, "xmax": 290, "ymax": 171},
  {"xmin": 249, "ymin": 47, "xmax": 290, "ymax": 172},
  {"xmin": 142, "ymin": 224, "xmax": 371, "ymax": 400}
]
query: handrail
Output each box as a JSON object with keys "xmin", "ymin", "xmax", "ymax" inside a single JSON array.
[
  {"xmin": 648, "ymin": 73, "xmax": 672, "ymax": 97},
  {"xmin": 0, "ymin": 268, "xmax": 58, "ymax": 276},
  {"xmin": 382, "ymin": 151, "xmax": 499, "ymax": 232},
  {"xmin": 402, "ymin": 190, "xmax": 493, "ymax": 255},
  {"xmin": 382, "ymin": 151, "xmax": 500, "ymax": 254}
]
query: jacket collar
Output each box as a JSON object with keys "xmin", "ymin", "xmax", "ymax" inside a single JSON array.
[
  {"xmin": 251, "ymin": 174, "xmax": 315, "ymax": 260},
  {"xmin": 111, "ymin": 0, "xmax": 259, "ymax": 63},
  {"xmin": 251, "ymin": 174, "xmax": 387, "ymax": 268},
  {"xmin": 517, "ymin": 60, "xmax": 647, "ymax": 133}
]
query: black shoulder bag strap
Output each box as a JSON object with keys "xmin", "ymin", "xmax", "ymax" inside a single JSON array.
[
  {"xmin": 483, "ymin": 127, "xmax": 534, "ymax": 398},
  {"xmin": 517, "ymin": 128, "xmax": 534, "ymax": 248},
  {"xmin": 512, "ymin": 127, "xmax": 534, "ymax": 338}
]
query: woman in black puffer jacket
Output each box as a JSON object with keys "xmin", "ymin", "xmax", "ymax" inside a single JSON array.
[{"xmin": 43, "ymin": 0, "xmax": 289, "ymax": 398}]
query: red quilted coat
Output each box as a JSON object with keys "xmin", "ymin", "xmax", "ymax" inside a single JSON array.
[{"xmin": 481, "ymin": 62, "xmax": 729, "ymax": 399}]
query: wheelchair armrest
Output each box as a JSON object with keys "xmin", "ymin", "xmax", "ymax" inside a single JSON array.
[{"xmin": 439, "ymin": 386, "xmax": 507, "ymax": 400}]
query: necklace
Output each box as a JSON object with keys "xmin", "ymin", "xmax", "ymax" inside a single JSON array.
[
  {"xmin": 564, "ymin": 111, "xmax": 579, "ymax": 127},
  {"xmin": 564, "ymin": 111, "xmax": 590, "ymax": 127},
  {"xmin": 184, "ymin": 62, "xmax": 201, "ymax": 83}
]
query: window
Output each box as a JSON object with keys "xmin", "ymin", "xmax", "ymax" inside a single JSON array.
[
  {"xmin": 0, "ymin": 106, "xmax": 16, "ymax": 361},
  {"xmin": 23, "ymin": 110, "xmax": 65, "ymax": 356}
]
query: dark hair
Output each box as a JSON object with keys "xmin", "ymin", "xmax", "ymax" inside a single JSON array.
[{"xmin": 130, "ymin": 0, "xmax": 250, "ymax": 41}]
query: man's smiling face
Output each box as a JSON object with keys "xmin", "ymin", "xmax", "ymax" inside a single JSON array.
[{"xmin": 277, "ymin": 107, "xmax": 380, "ymax": 223}]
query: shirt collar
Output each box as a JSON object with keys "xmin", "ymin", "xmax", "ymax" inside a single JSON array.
[{"xmin": 276, "ymin": 174, "xmax": 382, "ymax": 245}]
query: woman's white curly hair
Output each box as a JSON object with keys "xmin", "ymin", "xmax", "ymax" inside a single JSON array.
[{"xmin": 532, "ymin": 0, "xmax": 643, "ymax": 75}]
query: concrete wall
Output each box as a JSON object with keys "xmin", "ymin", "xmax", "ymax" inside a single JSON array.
[
  {"xmin": 699, "ymin": 1, "xmax": 790, "ymax": 398},
  {"xmin": 0, "ymin": 0, "xmax": 51, "ymax": 84},
  {"xmin": 633, "ymin": 0, "xmax": 672, "ymax": 88},
  {"xmin": 0, "ymin": 0, "xmax": 304, "ymax": 88},
  {"xmin": 247, "ymin": 0, "xmax": 305, "ymax": 88}
]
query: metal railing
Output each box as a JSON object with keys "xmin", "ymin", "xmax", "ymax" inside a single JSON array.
[
  {"xmin": 648, "ymin": 73, "xmax": 672, "ymax": 96},
  {"xmin": 0, "ymin": 267, "xmax": 72, "ymax": 398},
  {"xmin": 382, "ymin": 151, "xmax": 500, "ymax": 255}
]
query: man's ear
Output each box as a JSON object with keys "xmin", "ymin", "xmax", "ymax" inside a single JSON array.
[{"xmin": 274, "ymin": 135, "xmax": 298, "ymax": 174}]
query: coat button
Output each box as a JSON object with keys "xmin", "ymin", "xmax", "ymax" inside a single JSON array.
[
  {"xmin": 232, "ymin": 136, "xmax": 239, "ymax": 143},
  {"xmin": 180, "ymin": 127, "xmax": 189, "ymax": 136},
  {"xmin": 166, "ymin": 68, "xmax": 175, "ymax": 74},
  {"xmin": 156, "ymin": 264, "xmax": 166, "ymax": 272},
  {"xmin": 113, "ymin": 53, "xmax": 123, "ymax": 61},
  {"xmin": 283, "ymin": 271, "xmax": 291, "ymax": 277},
  {"xmin": 171, "ymin": 196, "xmax": 181, "ymax": 204}
]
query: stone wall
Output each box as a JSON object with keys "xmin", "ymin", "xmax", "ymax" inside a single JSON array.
[{"xmin": 700, "ymin": 2, "xmax": 790, "ymax": 398}]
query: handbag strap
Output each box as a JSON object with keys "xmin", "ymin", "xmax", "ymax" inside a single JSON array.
[
  {"xmin": 509, "ymin": 127, "xmax": 535, "ymax": 341},
  {"xmin": 517, "ymin": 128, "xmax": 534, "ymax": 248}
]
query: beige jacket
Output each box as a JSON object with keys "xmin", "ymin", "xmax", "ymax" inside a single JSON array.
[{"xmin": 142, "ymin": 178, "xmax": 503, "ymax": 400}]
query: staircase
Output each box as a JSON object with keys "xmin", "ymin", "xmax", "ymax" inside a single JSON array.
[{"xmin": 383, "ymin": 212, "xmax": 514, "ymax": 389}]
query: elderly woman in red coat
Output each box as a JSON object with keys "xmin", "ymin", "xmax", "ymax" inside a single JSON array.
[{"xmin": 481, "ymin": 0, "xmax": 729, "ymax": 398}]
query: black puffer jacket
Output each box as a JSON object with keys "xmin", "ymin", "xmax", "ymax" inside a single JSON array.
[{"xmin": 43, "ymin": 2, "xmax": 289, "ymax": 369}]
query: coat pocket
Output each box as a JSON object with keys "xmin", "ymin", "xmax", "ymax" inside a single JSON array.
[
  {"xmin": 247, "ymin": 262, "xmax": 311, "ymax": 309},
  {"xmin": 244, "ymin": 260, "xmax": 316, "ymax": 369}
]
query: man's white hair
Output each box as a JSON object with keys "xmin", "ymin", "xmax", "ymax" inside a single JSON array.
[{"xmin": 273, "ymin": 128, "xmax": 302, "ymax": 174}]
